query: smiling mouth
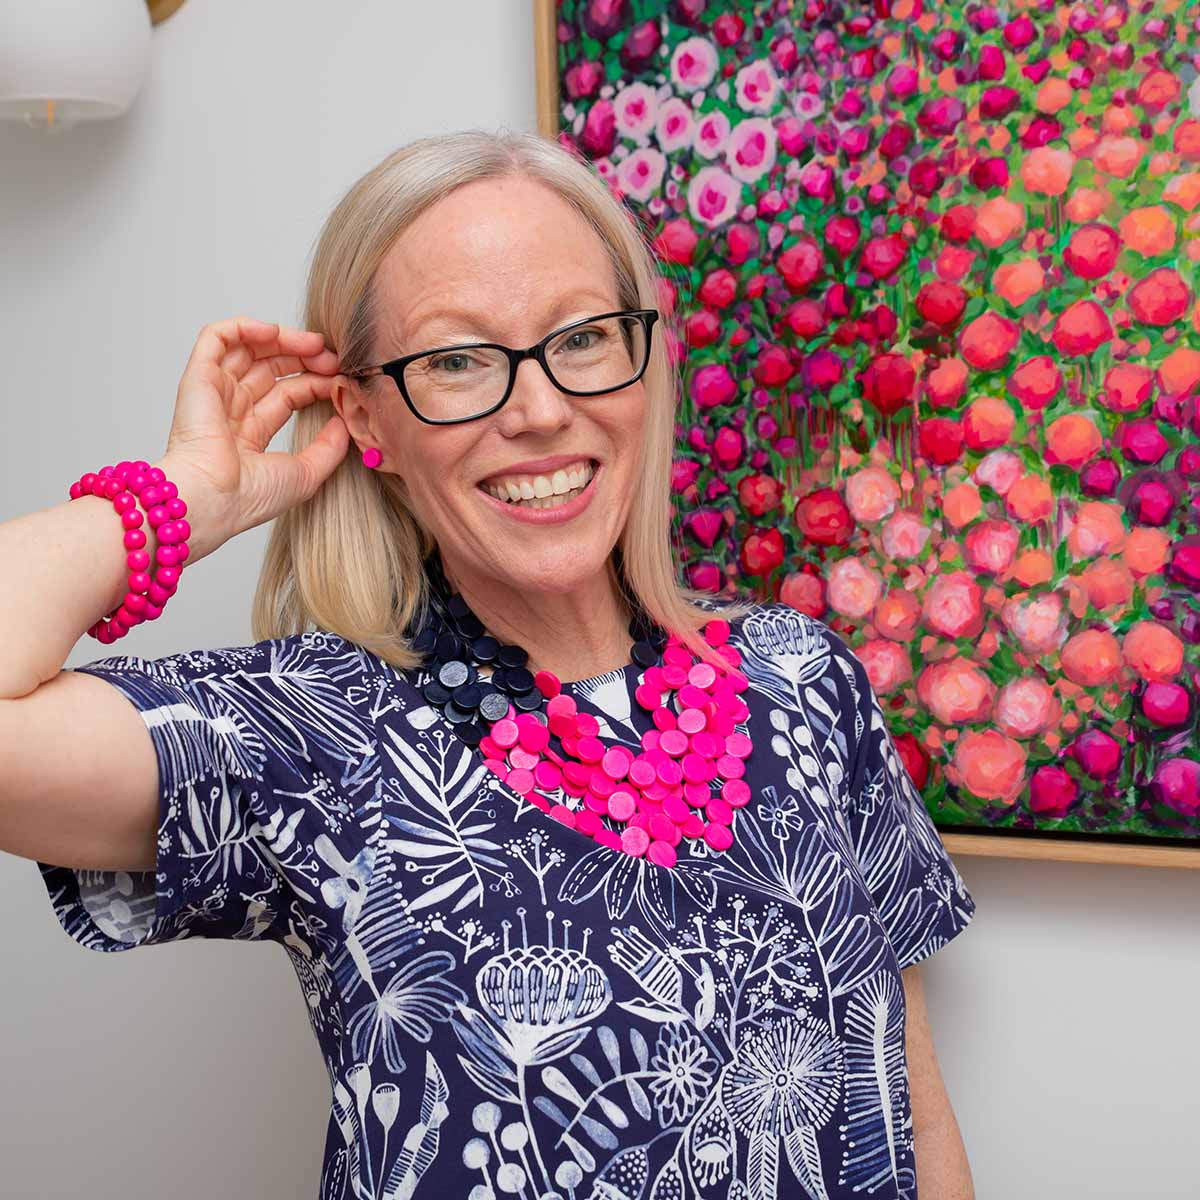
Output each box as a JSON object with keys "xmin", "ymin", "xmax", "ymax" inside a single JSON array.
[{"xmin": 477, "ymin": 459, "xmax": 598, "ymax": 510}]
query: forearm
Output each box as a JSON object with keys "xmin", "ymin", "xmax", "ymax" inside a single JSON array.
[
  {"xmin": 0, "ymin": 457, "xmax": 218, "ymax": 699},
  {"xmin": 914, "ymin": 1108, "xmax": 974, "ymax": 1199}
]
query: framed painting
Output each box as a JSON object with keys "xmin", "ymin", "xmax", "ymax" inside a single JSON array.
[{"xmin": 533, "ymin": 0, "xmax": 1200, "ymax": 868}]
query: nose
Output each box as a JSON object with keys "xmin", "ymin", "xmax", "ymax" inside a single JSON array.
[{"xmin": 496, "ymin": 353, "xmax": 574, "ymax": 437}]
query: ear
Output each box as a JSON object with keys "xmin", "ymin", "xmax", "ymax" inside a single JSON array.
[{"xmin": 331, "ymin": 375, "xmax": 379, "ymax": 457}]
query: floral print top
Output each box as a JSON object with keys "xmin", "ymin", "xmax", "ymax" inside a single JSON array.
[{"xmin": 38, "ymin": 601, "xmax": 975, "ymax": 1200}]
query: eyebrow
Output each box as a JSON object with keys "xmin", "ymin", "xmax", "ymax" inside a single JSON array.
[{"xmin": 405, "ymin": 294, "xmax": 619, "ymax": 348}]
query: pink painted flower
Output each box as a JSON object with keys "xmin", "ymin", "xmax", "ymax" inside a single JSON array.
[
  {"xmin": 844, "ymin": 466, "xmax": 901, "ymax": 524},
  {"xmin": 1142, "ymin": 681, "xmax": 1192, "ymax": 727},
  {"xmin": 918, "ymin": 658, "xmax": 996, "ymax": 724},
  {"xmin": 995, "ymin": 676, "xmax": 1061, "ymax": 738},
  {"xmin": 616, "ymin": 147, "xmax": 666, "ymax": 202},
  {"xmin": 670, "ymin": 36, "xmax": 719, "ymax": 92},
  {"xmin": 827, "ymin": 558, "xmax": 884, "ymax": 620},
  {"xmin": 687, "ymin": 167, "xmax": 742, "ymax": 228},
  {"xmin": 654, "ymin": 96, "xmax": 694, "ymax": 153},
  {"xmin": 694, "ymin": 110, "xmax": 731, "ymax": 159},
  {"xmin": 734, "ymin": 59, "xmax": 780, "ymax": 113},
  {"xmin": 1069, "ymin": 729, "xmax": 1122, "ymax": 778},
  {"xmin": 1001, "ymin": 592, "xmax": 1068, "ymax": 656},
  {"xmin": 690, "ymin": 363, "xmax": 737, "ymax": 409},
  {"xmin": 965, "ymin": 520, "xmax": 1020, "ymax": 574},
  {"xmin": 974, "ymin": 449, "xmax": 1024, "ymax": 496},
  {"xmin": 922, "ymin": 571, "xmax": 985, "ymax": 639},
  {"xmin": 613, "ymin": 82, "xmax": 658, "ymax": 141},
  {"xmin": 1029, "ymin": 766, "xmax": 1077, "ymax": 817},
  {"xmin": 1151, "ymin": 758, "xmax": 1200, "ymax": 817},
  {"xmin": 948, "ymin": 731, "xmax": 1027, "ymax": 804},
  {"xmin": 882, "ymin": 511, "xmax": 932, "ymax": 559},
  {"xmin": 725, "ymin": 118, "xmax": 777, "ymax": 184},
  {"xmin": 780, "ymin": 571, "xmax": 825, "ymax": 617},
  {"xmin": 857, "ymin": 639, "xmax": 913, "ymax": 694}
]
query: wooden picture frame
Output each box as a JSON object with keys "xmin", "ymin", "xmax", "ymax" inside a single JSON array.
[{"xmin": 530, "ymin": 2, "xmax": 1200, "ymax": 871}]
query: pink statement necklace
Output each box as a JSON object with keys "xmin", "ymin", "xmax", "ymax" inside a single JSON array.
[{"xmin": 413, "ymin": 569, "xmax": 754, "ymax": 869}]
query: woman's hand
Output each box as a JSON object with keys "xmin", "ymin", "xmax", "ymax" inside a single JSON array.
[{"xmin": 156, "ymin": 317, "xmax": 350, "ymax": 561}]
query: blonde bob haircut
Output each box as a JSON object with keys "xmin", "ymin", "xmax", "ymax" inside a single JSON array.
[{"xmin": 251, "ymin": 128, "xmax": 753, "ymax": 675}]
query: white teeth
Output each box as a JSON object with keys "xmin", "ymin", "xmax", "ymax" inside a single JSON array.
[{"xmin": 481, "ymin": 459, "xmax": 596, "ymax": 505}]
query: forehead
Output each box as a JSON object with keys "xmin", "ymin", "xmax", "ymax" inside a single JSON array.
[{"xmin": 372, "ymin": 176, "xmax": 623, "ymax": 350}]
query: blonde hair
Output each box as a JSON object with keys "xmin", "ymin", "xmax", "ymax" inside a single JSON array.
[{"xmin": 251, "ymin": 128, "xmax": 753, "ymax": 673}]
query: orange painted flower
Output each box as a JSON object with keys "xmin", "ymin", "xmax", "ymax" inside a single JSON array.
[
  {"xmin": 1010, "ymin": 548, "xmax": 1054, "ymax": 587},
  {"xmin": 1067, "ymin": 501, "xmax": 1128, "ymax": 558},
  {"xmin": 963, "ymin": 396, "xmax": 1015, "ymax": 450},
  {"xmin": 1005, "ymin": 474, "xmax": 1055, "ymax": 522},
  {"xmin": 1035, "ymin": 77, "xmax": 1073, "ymax": 115},
  {"xmin": 844, "ymin": 466, "xmax": 901, "ymax": 524},
  {"xmin": 1123, "ymin": 527, "xmax": 1171, "ymax": 576},
  {"xmin": 995, "ymin": 676, "xmax": 1061, "ymax": 738},
  {"xmin": 1060, "ymin": 628, "xmax": 1123, "ymax": 686},
  {"xmin": 993, "ymin": 259, "xmax": 1045, "ymax": 307},
  {"xmin": 1163, "ymin": 173, "xmax": 1200, "ymax": 214},
  {"xmin": 943, "ymin": 482, "xmax": 983, "ymax": 528},
  {"xmin": 947, "ymin": 730, "xmax": 1027, "ymax": 804},
  {"xmin": 1064, "ymin": 186, "xmax": 1111, "ymax": 222},
  {"xmin": 1093, "ymin": 135, "xmax": 1143, "ymax": 179},
  {"xmin": 1080, "ymin": 558, "xmax": 1134, "ymax": 611},
  {"xmin": 924, "ymin": 356, "xmax": 969, "ymax": 408},
  {"xmin": 917, "ymin": 658, "xmax": 996, "ymax": 724},
  {"xmin": 1119, "ymin": 205, "xmax": 1176, "ymax": 256},
  {"xmin": 857, "ymin": 639, "xmax": 913, "ymax": 694},
  {"xmin": 826, "ymin": 557, "xmax": 884, "ymax": 620},
  {"xmin": 975, "ymin": 196, "xmax": 1026, "ymax": 248},
  {"xmin": 1123, "ymin": 620, "xmax": 1184, "ymax": 682},
  {"xmin": 1045, "ymin": 414, "xmax": 1102, "ymax": 469},
  {"xmin": 1021, "ymin": 147, "xmax": 1074, "ymax": 196},
  {"xmin": 1102, "ymin": 363, "xmax": 1155, "ymax": 413},
  {"xmin": 874, "ymin": 588, "xmax": 922, "ymax": 642},
  {"xmin": 1002, "ymin": 592, "xmax": 1068, "ymax": 656},
  {"xmin": 1158, "ymin": 347, "xmax": 1200, "ymax": 396}
]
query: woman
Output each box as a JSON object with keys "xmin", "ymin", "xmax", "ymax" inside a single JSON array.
[{"xmin": 2, "ymin": 130, "xmax": 976, "ymax": 1199}]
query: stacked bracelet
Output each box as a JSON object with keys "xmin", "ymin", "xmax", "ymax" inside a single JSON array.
[{"xmin": 68, "ymin": 459, "xmax": 191, "ymax": 644}]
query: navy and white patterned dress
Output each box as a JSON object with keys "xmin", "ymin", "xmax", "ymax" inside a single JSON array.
[{"xmin": 38, "ymin": 601, "xmax": 975, "ymax": 1200}]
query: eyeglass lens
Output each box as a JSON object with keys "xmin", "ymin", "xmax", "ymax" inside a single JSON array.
[{"xmin": 402, "ymin": 313, "xmax": 649, "ymax": 422}]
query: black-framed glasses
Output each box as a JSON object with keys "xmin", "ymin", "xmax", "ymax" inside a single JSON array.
[{"xmin": 346, "ymin": 308, "xmax": 660, "ymax": 426}]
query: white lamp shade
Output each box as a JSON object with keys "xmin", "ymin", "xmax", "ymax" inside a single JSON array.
[{"xmin": 0, "ymin": 0, "xmax": 151, "ymax": 127}]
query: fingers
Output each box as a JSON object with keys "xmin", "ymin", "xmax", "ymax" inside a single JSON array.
[
  {"xmin": 247, "ymin": 371, "xmax": 341, "ymax": 448},
  {"xmin": 292, "ymin": 412, "xmax": 352, "ymax": 500},
  {"xmin": 185, "ymin": 317, "xmax": 330, "ymax": 380},
  {"xmin": 235, "ymin": 349, "xmax": 341, "ymax": 400}
]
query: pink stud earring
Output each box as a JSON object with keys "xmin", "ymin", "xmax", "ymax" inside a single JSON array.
[{"xmin": 362, "ymin": 448, "xmax": 382, "ymax": 469}]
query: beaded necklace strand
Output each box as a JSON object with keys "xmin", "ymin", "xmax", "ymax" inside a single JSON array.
[{"xmin": 411, "ymin": 558, "xmax": 753, "ymax": 867}]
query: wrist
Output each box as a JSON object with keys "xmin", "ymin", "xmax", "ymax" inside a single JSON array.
[{"xmin": 150, "ymin": 456, "xmax": 232, "ymax": 565}]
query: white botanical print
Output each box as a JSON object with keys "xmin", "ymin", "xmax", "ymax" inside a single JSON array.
[{"xmin": 37, "ymin": 605, "xmax": 975, "ymax": 1199}]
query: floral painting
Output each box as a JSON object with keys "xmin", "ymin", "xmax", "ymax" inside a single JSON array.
[{"xmin": 547, "ymin": 0, "xmax": 1200, "ymax": 843}]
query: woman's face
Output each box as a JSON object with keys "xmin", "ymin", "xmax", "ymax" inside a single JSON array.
[{"xmin": 337, "ymin": 175, "xmax": 649, "ymax": 600}]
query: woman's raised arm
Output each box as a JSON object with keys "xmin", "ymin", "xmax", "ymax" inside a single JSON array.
[{"xmin": 0, "ymin": 317, "xmax": 348, "ymax": 871}]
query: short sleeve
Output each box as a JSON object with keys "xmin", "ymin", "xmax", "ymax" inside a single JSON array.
[
  {"xmin": 36, "ymin": 639, "xmax": 327, "ymax": 953},
  {"xmin": 823, "ymin": 628, "xmax": 977, "ymax": 970}
]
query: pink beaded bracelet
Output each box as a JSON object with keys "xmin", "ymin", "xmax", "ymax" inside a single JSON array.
[{"xmin": 68, "ymin": 459, "xmax": 192, "ymax": 644}]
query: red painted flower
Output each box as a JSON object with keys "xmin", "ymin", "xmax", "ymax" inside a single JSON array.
[
  {"xmin": 1127, "ymin": 268, "xmax": 1191, "ymax": 326},
  {"xmin": 960, "ymin": 312, "xmax": 1020, "ymax": 371},
  {"xmin": 795, "ymin": 488, "xmax": 855, "ymax": 546},
  {"xmin": 915, "ymin": 281, "xmax": 967, "ymax": 328},
  {"xmin": 777, "ymin": 238, "xmax": 825, "ymax": 292},
  {"xmin": 740, "ymin": 527, "xmax": 786, "ymax": 576},
  {"xmin": 861, "ymin": 233, "xmax": 908, "ymax": 280},
  {"xmin": 1063, "ymin": 223, "xmax": 1120, "ymax": 279},
  {"xmin": 1051, "ymin": 300, "xmax": 1113, "ymax": 356},
  {"xmin": 918, "ymin": 417, "xmax": 965, "ymax": 464},
  {"xmin": 737, "ymin": 472, "xmax": 783, "ymax": 517},
  {"xmin": 862, "ymin": 352, "xmax": 916, "ymax": 416},
  {"xmin": 1007, "ymin": 356, "xmax": 1063, "ymax": 409}
]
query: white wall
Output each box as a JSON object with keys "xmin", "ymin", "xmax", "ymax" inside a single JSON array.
[{"xmin": 1, "ymin": 3, "xmax": 1196, "ymax": 1197}]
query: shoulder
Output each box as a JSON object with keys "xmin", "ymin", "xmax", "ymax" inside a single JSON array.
[{"xmin": 723, "ymin": 598, "xmax": 859, "ymax": 674}]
